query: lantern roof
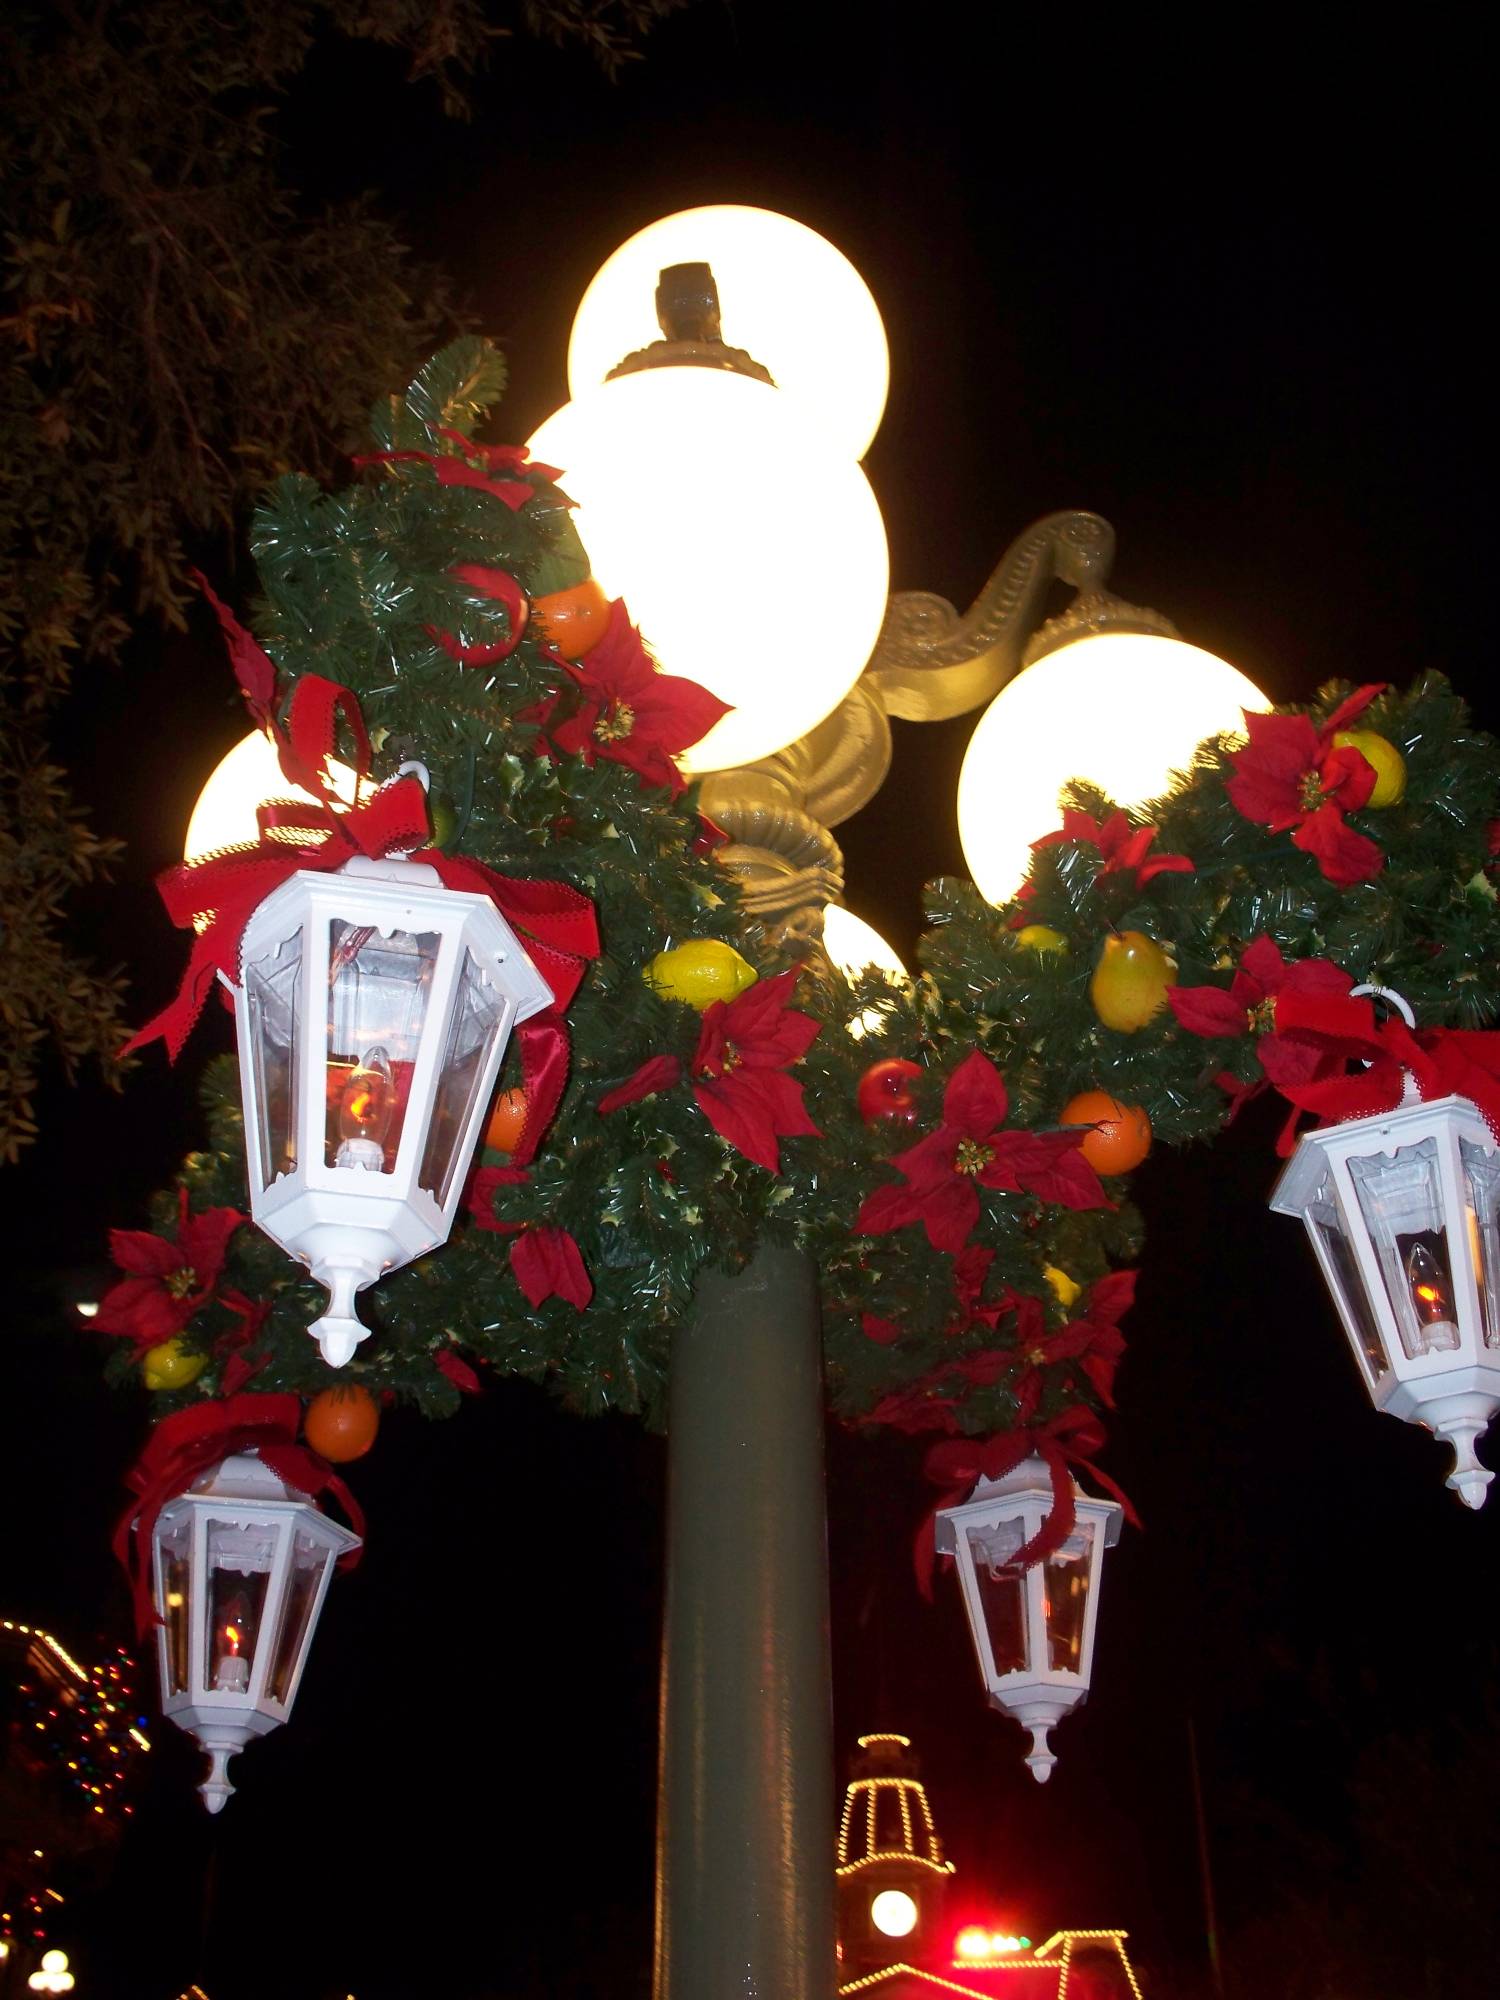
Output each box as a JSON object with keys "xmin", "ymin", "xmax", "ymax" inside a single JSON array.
[
  {"xmin": 1271, "ymin": 1090, "xmax": 1486, "ymax": 1214},
  {"xmin": 838, "ymin": 1733, "xmax": 953, "ymax": 1879}
]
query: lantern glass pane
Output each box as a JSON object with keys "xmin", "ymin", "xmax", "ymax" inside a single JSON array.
[
  {"xmin": 155, "ymin": 1516, "xmax": 191, "ymax": 1697},
  {"xmin": 419, "ymin": 951, "xmax": 507, "ymax": 1206},
  {"xmin": 967, "ymin": 1520, "xmax": 1028, "ymax": 1676},
  {"xmin": 204, "ymin": 1519, "xmax": 277, "ymax": 1693},
  {"xmin": 243, "ymin": 927, "xmax": 302, "ymax": 1187},
  {"xmin": 1461, "ymin": 1139, "xmax": 1500, "ymax": 1350},
  {"xmin": 267, "ymin": 1530, "xmax": 332, "ymax": 1705},
  {"xmin": 325, "ymin": 921, "xmax": 440, "ymax": 1170},
  {"xmin": 1347, "ymin": 1138, "xmax": 1461, "ymax": 1359},
  {"xmin": 1044, "ymin": 1525, "xmax": 1094, "ymax": 1674},
  {"xmin": 1311, "ymin": 1199, "xmax": 1389, "ymax": 1380}
]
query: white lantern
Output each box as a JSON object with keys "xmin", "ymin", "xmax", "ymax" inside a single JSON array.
[
  {"xmin": 149, "ymin": 1451, "xmax": 361, "ymax": 1812},
  {"xmin": 236, "ymin": 855, "xmax": 554, "ymax": 1365},
  {"xmin": 1270, "ymin": 1082, "xmax": 1500, "ymax": 1509},
  {"xmin": 956, "ymin": 631, "xmax": 1266, "ymax": 906},
  {"xmin": 935, "ymin": 1456, "xmax": 1122, "ymax": 1782}
]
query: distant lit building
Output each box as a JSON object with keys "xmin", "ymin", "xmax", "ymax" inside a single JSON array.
[
  {"xmin": 835, "ymin": 1733, "xmax": 1145, "ymax": 1999},
  {"xmin": 0, "ymin": 1617, "xmax": 147, "ymax": 1960}
]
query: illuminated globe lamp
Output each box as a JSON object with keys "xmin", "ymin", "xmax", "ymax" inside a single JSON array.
[
  {"xmin": 1270, "ymin": 991, "xmax": 1500, "ymax": 1508},
  {"xmin": 956, "ymin": 596, "xmax": 1265, "ymax": 906},
  {"xmin": 27, "ymin": 1950, "xmax": 75, "ymax": 1994},
  {"xmin": 236, "ymin": 853, "xmax": 554, "ymax": 1365},
  {"xmin": 528, "ymin": 210, "xmax": 891, "ymax": 779},
  {"xmin": 149, "ymin": 1451, "xmax": 360, "ymax": 1812},
  {"xmin": 934, "ymin": 1457, "xmax": 1123, "ymax": 1782}
]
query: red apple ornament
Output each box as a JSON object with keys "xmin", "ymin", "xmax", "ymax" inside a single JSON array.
[{"xmin": 857, "ymin": 1057, "xmax": 924, "ymax": 1126}]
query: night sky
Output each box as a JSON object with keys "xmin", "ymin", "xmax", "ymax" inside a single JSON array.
[{"xmin": 4, "ymin": 9, "xmax": 1496, "ymax": 1998}]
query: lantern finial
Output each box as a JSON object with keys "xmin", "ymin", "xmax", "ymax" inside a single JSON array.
[{"xmin": 1024, "ymin": 1724, "xmax": 1056, "ymax": 1784}]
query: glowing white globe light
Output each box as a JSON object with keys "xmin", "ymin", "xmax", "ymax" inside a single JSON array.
[
  {"xmin": 821, "ymin": 905, "xmax": 907, "ymax": 985},
  {"xmin": 529, "ymin": 368, "xmax": 889, "ymax": 773},
  {"xmin": 567, "ymin": 205, "xmax": 889, "ymax": 461},
  {"xmin": 957, "ymin": 631, "xmax": 1266, "ymax": 906},
  {"xmin": 184, "ymin": 730, "xmax": 362, "ymax": 863},
  {"xmin": 870, "ymin": 1888, "xmax": 919, "ymax": 1938}
]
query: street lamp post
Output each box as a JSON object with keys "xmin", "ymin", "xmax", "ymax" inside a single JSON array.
[{"xmin": 529, "ymin": 205, "xmax": 1266, "ymax": 2000}]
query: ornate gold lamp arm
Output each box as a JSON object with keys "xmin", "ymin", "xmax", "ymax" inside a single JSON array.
[{"xmin": 864, "ymin": 508, "xmax": 1117, "ymax": 722}]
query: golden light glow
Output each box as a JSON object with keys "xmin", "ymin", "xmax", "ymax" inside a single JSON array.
[
  {"xmin": 529, "ymin": 369, "xmax": 890, "ymax": 774},
  {"xmin": 957, "ymin": 632, "xmax": 1265, "ymax": 906},
  {"xmin": 566, "ymin": 205, "xmax": 890, "ymax": 461}
]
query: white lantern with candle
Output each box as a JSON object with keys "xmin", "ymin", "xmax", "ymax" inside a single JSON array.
[{"xmin": 150, "ymin": 1452, "xmax": 361, "ymax": 1812}]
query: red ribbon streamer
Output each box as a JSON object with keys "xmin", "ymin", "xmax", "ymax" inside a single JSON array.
[
  {"xmin": 112, "ymin": 1393, "xmax": 365, "ymax": 1639},
  {"xmin": 915, "ymin": 1408, "xmax": 1140, "ymax": 1601},
  {"xmin": 121, "ymin": 674, "xmax": 599, "ymax": 1160}
]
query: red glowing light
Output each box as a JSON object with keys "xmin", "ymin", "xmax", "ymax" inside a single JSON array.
[
  {"xmin": 953, "ymin": 1925, "xmax": 1031, "ymax": 1963},
  {"xmin": 224, "ymin": 1624, "xmax": 242, "ymax": 1657}
]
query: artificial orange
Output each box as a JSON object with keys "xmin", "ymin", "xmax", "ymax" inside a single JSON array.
[
  {"xmin": 483, "ymin": 1085, "xmax": 529, "ymax": 1156},
  {"xmin": 532, "ymin": 577, "xmax": 611, "ymax": 659},
  {"xmin": 1089, "ymin": 930, "xmax": 1176, "ymax": 1032},
  {"xmin": 304, "ymin": 1383, "xmax": 380, "ymax": 1463},
  {"xmin": 1060, "ymin": 1090, "xmax": 1153, "ymax": 1175}
]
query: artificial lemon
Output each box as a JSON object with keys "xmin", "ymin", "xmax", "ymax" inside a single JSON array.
[
  {"xmin": 142, "ymin": 1338, "xmax": 206, "ymax": 1391},
  {"xmin": 646, "ymin": 939, "xmax": 758, "ymax": 1010},
  {"xmin": 1332, "ymin": 728, "xmax": 1406, "ymax": 807},
  {"xmin": 1043, "ymin": 1265, "xmax": 1082, "ymax": 1309},
  {"xmin": 1060, "ymin": 1088, "xmax": 1154, "ymax": 1173},
  {"xmin": 1015, "ymin": 924, "xmax": 1067, "ymax": 955},
  {"xmin": 1089, "ymin": 931, "xmax": 1176, "ymax": 1032}
]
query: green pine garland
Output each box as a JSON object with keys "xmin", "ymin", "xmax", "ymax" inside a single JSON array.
[{"xmin": 98, "ymin": 340, "xmax": 1500, "ymax": 1465}]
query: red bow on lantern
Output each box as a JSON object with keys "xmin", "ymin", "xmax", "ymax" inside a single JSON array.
[
  {"xmin": 914, "ymin": 1408, "xmax": 1140, "ymax": 1601},
  {"xmin": 112, "ymin": 1393, "xmax": 366, "ymax": 1639},
  {"xmin": 121, "ymin": 669, "xmax": 599, "ymax": 1166},
  {"xmin": 1270, "ymin": 992, "xmax": 1500, "ymax": 1146}
]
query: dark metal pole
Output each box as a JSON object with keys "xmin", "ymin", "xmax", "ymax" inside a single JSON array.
[
  {"xmin": 653, "ymin": 1242, "xmax": 837, "ymax": 2000},
  {"xmin": 1187, "ymin": 1715, "xmax": 1226, "ymax": 1998}
]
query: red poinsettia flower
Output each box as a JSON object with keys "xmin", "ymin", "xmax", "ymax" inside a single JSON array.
[
  {"xmin": 1011, "ymin": 1270, "xmax": 1136, "ymax": 1418},
  {"xmin": 1169, "ymin": 933, "xmax": 1360, "ymax": 1101},
  {"xmin": 855, "ymin": 1050, "xmax": 1109, "ymax": 1255},
  {"xmin": 546, "ymin": 601, "xmax": 731, "ymax": 796},
  {"xmin": 692, "ymin": 970, "xmax": 822, "ymax": 1172},
  {"xmin": 1225, "ymin": 685, "xmax": 1387, "ymax": 885},
  {"xmin": 597, "ymin": 972, "xmax": 820, "ymax": 1172},
  {"xmin": 216, "ymin": 1291, "xmax": 271, "ymax": 1396},
  {"xmin": 1032, "ymin": 808, "xmax": 1194, "ymax": 890},
  {"xmin": 94, "ymin": 1189, "xmax": 244, "ymax": 1354},
  {"xmin": 510, "ymin": 1228, "xmax": 592, "ymax": 1311}
]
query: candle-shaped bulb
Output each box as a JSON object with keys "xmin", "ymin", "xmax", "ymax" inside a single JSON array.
[
  {"xmin": 336, "ymin": 1046, "xmax": 395, "ymax": 1169},
  {"xmin": 1407, "ymin": 1239, "xmax": 1452, "ymax": 1325}
]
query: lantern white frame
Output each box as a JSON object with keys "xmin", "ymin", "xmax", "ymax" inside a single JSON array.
[
  {"xmin": 1271, "ymin": 1089, "xmax": 1500, "ymax": 1509},
  {"xmin": 235, "ymin": 855, "xmax": 554, "ymax": 1365},
  {"xmin": 150, "ymin": 1451, "xmax": 361, "ymax": 1812},
  {"xmin": 934, "ymin": 1456, "xmax": 1121, "ymax": 1782}
]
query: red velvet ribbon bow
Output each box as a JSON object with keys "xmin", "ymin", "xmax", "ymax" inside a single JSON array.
[
  {"xmin": 1270, "ymin": 993, "xmax": 1500, "ymax": 1146},
  {"xmin": 122, "ymin": 673, "xmax": 599, "ymax": 1164},
  {"xmin": 915, "ymin": 1408, "xmax": 1140, "ymax": 1600},
  {"xmin": 113, "ymin": 1393, "xmax": 366, "ymax": 1639}
]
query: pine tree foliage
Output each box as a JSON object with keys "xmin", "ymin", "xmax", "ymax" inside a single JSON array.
[
  {"xmin": 0, "ymin": 0, "xmax": 691, "ymax": 1159},
  {"xmin": 100, "ymin": 342, "xmax": 1500, "ymax": 1464}
]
